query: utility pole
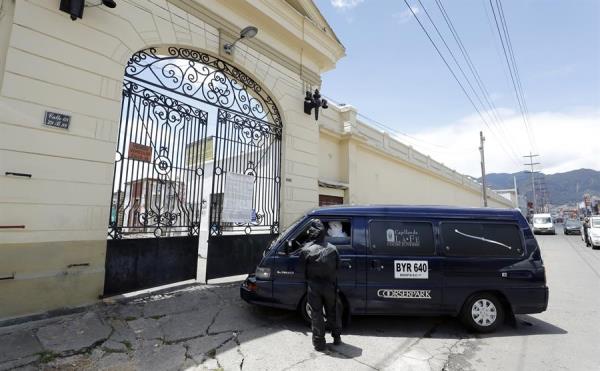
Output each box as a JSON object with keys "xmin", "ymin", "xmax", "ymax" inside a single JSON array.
[
  {"xmin": 513, "ymin": 176, "xmax": 519, "ymax": 209},
  {"xmin": 523, "ymin": 153, "xmax": 540, "ymax": 213},
  {"xmin": 479, "ymin": 131, "xmax": 487, "ymax": 207}
]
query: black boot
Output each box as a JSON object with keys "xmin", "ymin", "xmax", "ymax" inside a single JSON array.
[
  {"xmin": 313, "ymin": 337, "xmax": 326, "ymax": 352},
  {"xmin": 333, "ymin": 335, "xmax": 342, "ymax": 345}
]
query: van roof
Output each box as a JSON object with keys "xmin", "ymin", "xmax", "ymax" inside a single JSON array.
[{"xmin": 308, "ymin": 204, "xmax": 522, "ymax": 219}]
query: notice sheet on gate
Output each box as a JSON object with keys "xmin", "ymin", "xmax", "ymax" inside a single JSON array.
[{"xmin": 222, "ymin": 172, "xmax": 254, "ymax": 223}]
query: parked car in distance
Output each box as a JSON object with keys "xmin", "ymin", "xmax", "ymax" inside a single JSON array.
[
  {"xmin": 564, "ymin": 219, "xmax": 582, "ymax": 235},
  {"xmin": 589, "ymin": 216, "xmax": 600, "ymax": 249},
  {"xmin": 532, "ymin": 213, "xmax": 556, "ymax": 235},
  {"xmin": 241, "ymin": 205, "xmax": 549, "ymax": 333}
]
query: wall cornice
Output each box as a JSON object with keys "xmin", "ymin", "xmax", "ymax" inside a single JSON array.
[{"xmin": 171, "ymin": 0, "xmax": 343, "ymax": 86}]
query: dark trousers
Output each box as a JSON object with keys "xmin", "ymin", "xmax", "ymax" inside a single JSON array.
[
  {"xmin": 584, "ymin": 227, "xmax": 590, "ymax": 245},
  {"xmin": 307, "ymin": 280, "xmax": 342, "ymax": 344}
]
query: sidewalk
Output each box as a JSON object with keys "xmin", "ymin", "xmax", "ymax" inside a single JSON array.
[
  {"xmin": 1, "ymin": 282, "xmax": 484, "ymax": 371},
  {"xmin": 0, "ymin": 283, "xmax": 311, "ymax": 371}
]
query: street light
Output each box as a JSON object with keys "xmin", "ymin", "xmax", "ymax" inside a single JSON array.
[
  {"xmin": 60, "ymin": 0, "xmax": 117, "ymax": 21},
  {"xmin": 223, "ymin": 26, "xmax": 259, "ymax": 55}
]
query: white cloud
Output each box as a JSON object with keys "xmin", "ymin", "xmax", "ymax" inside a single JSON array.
[
  {"xmin": 393, "ymin": 6, "xmax": 419, "ymax": 24},
  {"xmin": 330, "ymin": 0, "xmax": 364, "ymax": 10},
  {"xmin": 403, "ymin": 108, "xmax": 600, "ymax": 177}
]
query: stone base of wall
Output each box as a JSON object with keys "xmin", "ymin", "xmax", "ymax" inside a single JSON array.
[{"xmin": 0, "ymin": 240, "xmax": 105, "ymax": 320}]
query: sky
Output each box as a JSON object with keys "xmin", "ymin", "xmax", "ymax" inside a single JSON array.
[{"xmin": 316, "ymin": 0, "xmax": 600, "ymax": 177}]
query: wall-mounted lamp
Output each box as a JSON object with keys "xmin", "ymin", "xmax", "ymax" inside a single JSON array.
[
  {"xmin": 60, "ymin": 0, "xmax": 116, "ymax": 21},
  {"xmin": 223, "ymin": 26, "xmax": 259, "ymax": 55},
  {"xmin": 304, "ymin": 89, "xmax": 328, "ymax": 121}
]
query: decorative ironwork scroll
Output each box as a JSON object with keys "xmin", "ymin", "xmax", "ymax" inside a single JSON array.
[
  {"xmin": 209, "ymin": 109, "xmax": 281, "ymax": 236},
  {"xmin": 124, "ymin": 47, "xmax": 282, "ymax": 128},
  {"xmin": 108, "ymin": 81, "xmax": 209, "ymax": 239},
  {"xmin": 111, "ymin": 47, "xmax": 282, "ymax": 240}
]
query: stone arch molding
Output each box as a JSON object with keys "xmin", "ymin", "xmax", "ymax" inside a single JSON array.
[{"xmin": 123, "ymin": 46, "xmax": 282, "ymax": 128}]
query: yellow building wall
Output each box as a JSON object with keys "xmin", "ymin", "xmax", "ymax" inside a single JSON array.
[
  {"xmin": 318, "ymin": 132, "xmax": 345, "ymax": 183},
  {"xmin": 316, "ymin": 104, "xmax": 513, "ymax": 209},
  {"xmin": 0, "ymin": 0, "xmax": 509, "ymax": 321},
  {"xmin": 0, "ymin": 0, "xmax": 342, "ymax": 320}
]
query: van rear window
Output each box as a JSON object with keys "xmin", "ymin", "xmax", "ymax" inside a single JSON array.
[
  {"xmin": 441, "ymin": 222, "xmax": 524, "ymax": 257},
  {"xmin": 369, "ymin": 221, "xmax": 435, "ymax": 256}
]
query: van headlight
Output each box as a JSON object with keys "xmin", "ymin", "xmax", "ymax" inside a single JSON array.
[{"xmin": 255, "ymin": 267, "xmax": 271, "ymax": 280}]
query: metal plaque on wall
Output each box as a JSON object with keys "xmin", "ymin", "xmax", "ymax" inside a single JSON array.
[{"xmin": 43, "ymin": 111, "xmax": 71, "ymax": 129}]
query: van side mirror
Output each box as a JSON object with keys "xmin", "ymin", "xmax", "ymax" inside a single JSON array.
[{"xmin": 278, "ymin": 240, "xmax": 292, "ymax": 256}]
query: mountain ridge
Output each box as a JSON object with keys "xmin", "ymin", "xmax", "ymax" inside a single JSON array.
[{"xmin": 482, "ymin": 168, "xmax": 600, "ymax": 205}]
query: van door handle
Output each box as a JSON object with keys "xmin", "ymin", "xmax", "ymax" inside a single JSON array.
[
  {"xmin": 340, "ymin": 259, "xmax": 352, "ymax": 269},
  {"xmin": 371, "ymin": 259, "xmax": 384, "ymax": 271}
]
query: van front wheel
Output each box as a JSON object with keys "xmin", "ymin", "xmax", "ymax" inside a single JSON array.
[{"xmin": 460, "ymin": 293, "xmax": 504, "ymax": 333}]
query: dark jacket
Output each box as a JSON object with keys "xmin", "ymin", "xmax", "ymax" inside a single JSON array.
[{"xmin": 299, "ymin": 242, "xmax": 340, "ymax": 283}]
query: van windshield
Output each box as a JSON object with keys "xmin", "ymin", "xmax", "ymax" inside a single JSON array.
[
  {"xmin": 592, "ymin": 218, "xmax": 600, "ymax": 228},
  {"xmin": 534, "ymin": 217, "xmax": 551, "ymax": 224},
  {"xmin": 266, "ymin": 216, "xmax": 304, "ymax": 250}
]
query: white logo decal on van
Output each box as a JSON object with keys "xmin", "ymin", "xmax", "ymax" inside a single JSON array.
[
  {"xmin": 377, "ymin": 289, "xmax": 431, "ymax": 299},
  {"xmin": 386, "ymin": 228, "xmax": 421, "ymax": 247},
  {"xmin": 395, "ymin": 260, "xmax": 429, "ymax": 279},
  {"xmin": 386, "ymin": 229, "xmax": 395, "ymax": 243}
]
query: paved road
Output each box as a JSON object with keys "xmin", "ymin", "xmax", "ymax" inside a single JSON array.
[{"xmin": 1, "ymin": 226, "xmax": 599, "ymax": 370}]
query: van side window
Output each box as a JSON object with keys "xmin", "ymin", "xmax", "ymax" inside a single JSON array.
[
  {"xmin": 369, "ymin": 221, "xmax": 435, "ymax": 256},
  {"xmin": 287, "ymin": 219, "xmax": 352, "ymax": 254},
  {"xmin": 323, "ymin": 220, "xmax": 352, "ymax": 252},
  {"xmin": 441, "ymin": 222, "xmax": 524, "ymax": 257}
]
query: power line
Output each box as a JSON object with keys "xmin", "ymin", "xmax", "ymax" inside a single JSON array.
[
  {"xmin": 412, "ymin": 0, "xmax": 522, "ymax": 166},
  {"xmin": 496, "ymin": 0, "xmax": 538, "ymax": 152},
  {"xmin": 404, "ymin": 0, "xmax": 522, "ymax": 168},
  {"xmin": 433, "ymin": 0, "xmax": 524, "ymax": 162},
  {"xmin": 489, "ymin": 0, "xmax": 537, "ymax": 153}
]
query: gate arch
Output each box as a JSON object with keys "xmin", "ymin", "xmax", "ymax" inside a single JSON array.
[{"xmin": 106, "ymin": 46, "xmax": 283, "ymax": 294}]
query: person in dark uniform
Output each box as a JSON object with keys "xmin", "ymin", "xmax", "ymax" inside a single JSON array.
[
  {"xmin": 299, "ymin": 219, "xmax": 342, "ymax": 351},
  {"xmin": 583, "ymin": 217, "xmax": 591, "ymax": 247}
]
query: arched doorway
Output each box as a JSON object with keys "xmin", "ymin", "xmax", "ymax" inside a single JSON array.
[{"xmin": 105, "ymin": 47, "xmax": 282, "ymax": 295}]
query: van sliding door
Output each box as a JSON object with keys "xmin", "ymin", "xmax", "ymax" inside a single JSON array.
[{"xmin": 366, "ymin": 219, "xmax": 443, "ymax": 314}]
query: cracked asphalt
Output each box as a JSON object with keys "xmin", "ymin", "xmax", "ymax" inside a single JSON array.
[{"xmin": 1, "ymin": 227, "xmax": 599, "ymax": 370}]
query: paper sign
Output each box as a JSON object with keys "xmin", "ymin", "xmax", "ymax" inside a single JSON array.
[{"xmin": 222, "ymin": 172, "xmax": 254, "ymax": 223}]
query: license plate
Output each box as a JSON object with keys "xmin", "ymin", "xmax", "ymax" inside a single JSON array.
[{"xmin": 394, "ymin": 260, "xmax": 428, "ymax": 279}]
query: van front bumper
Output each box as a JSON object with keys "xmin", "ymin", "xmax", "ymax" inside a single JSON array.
[
  {"xmin": 240, "ymin": 275, "xmax": 275, "ymax": 306},
  {"xmin": 534, "ymin": 228, "xmax": 555, "ymax": 234}
]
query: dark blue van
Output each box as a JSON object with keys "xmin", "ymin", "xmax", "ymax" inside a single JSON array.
[{"xmin": 241, "ymin": 205, "xmax": 548, "ymax": 332}]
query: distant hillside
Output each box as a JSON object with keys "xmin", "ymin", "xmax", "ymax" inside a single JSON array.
[{"xmin": 482, "ymin": 169, "xmax": 600, "ymax": 205}]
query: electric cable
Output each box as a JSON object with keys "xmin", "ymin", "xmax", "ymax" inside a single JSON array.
[
  {"xmin": 403, "ymin": 0, "xmax": 522, "ymax": 168},
  {"xmin": 489, "ymin": 0, "xmax": 537, "ymax": 154},
  {"xmin": 434, "ymin": 0, "xmax": 524, "ymax": 162}
]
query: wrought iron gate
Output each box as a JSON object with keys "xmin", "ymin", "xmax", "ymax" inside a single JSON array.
[
  {"xmin": 104, "ymin": 80, "xmax": 208, "ymax": 295},
  {"xmin": 105, "ymin": 47, "xmax": 282, "ymax": 293},
  {"xmin": 206, "ymin": 109, "xmax": 281, "ymax": 279}
]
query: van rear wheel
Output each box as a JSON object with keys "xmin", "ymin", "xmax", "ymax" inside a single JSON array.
[{"xmin": 460, "ymin": 293, "xmax": 504, "ymax": 333}]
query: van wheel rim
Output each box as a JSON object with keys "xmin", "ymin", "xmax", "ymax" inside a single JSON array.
[{"xmin": 471, "ymin": 299, "xmax": 497, "ymax": 327}]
